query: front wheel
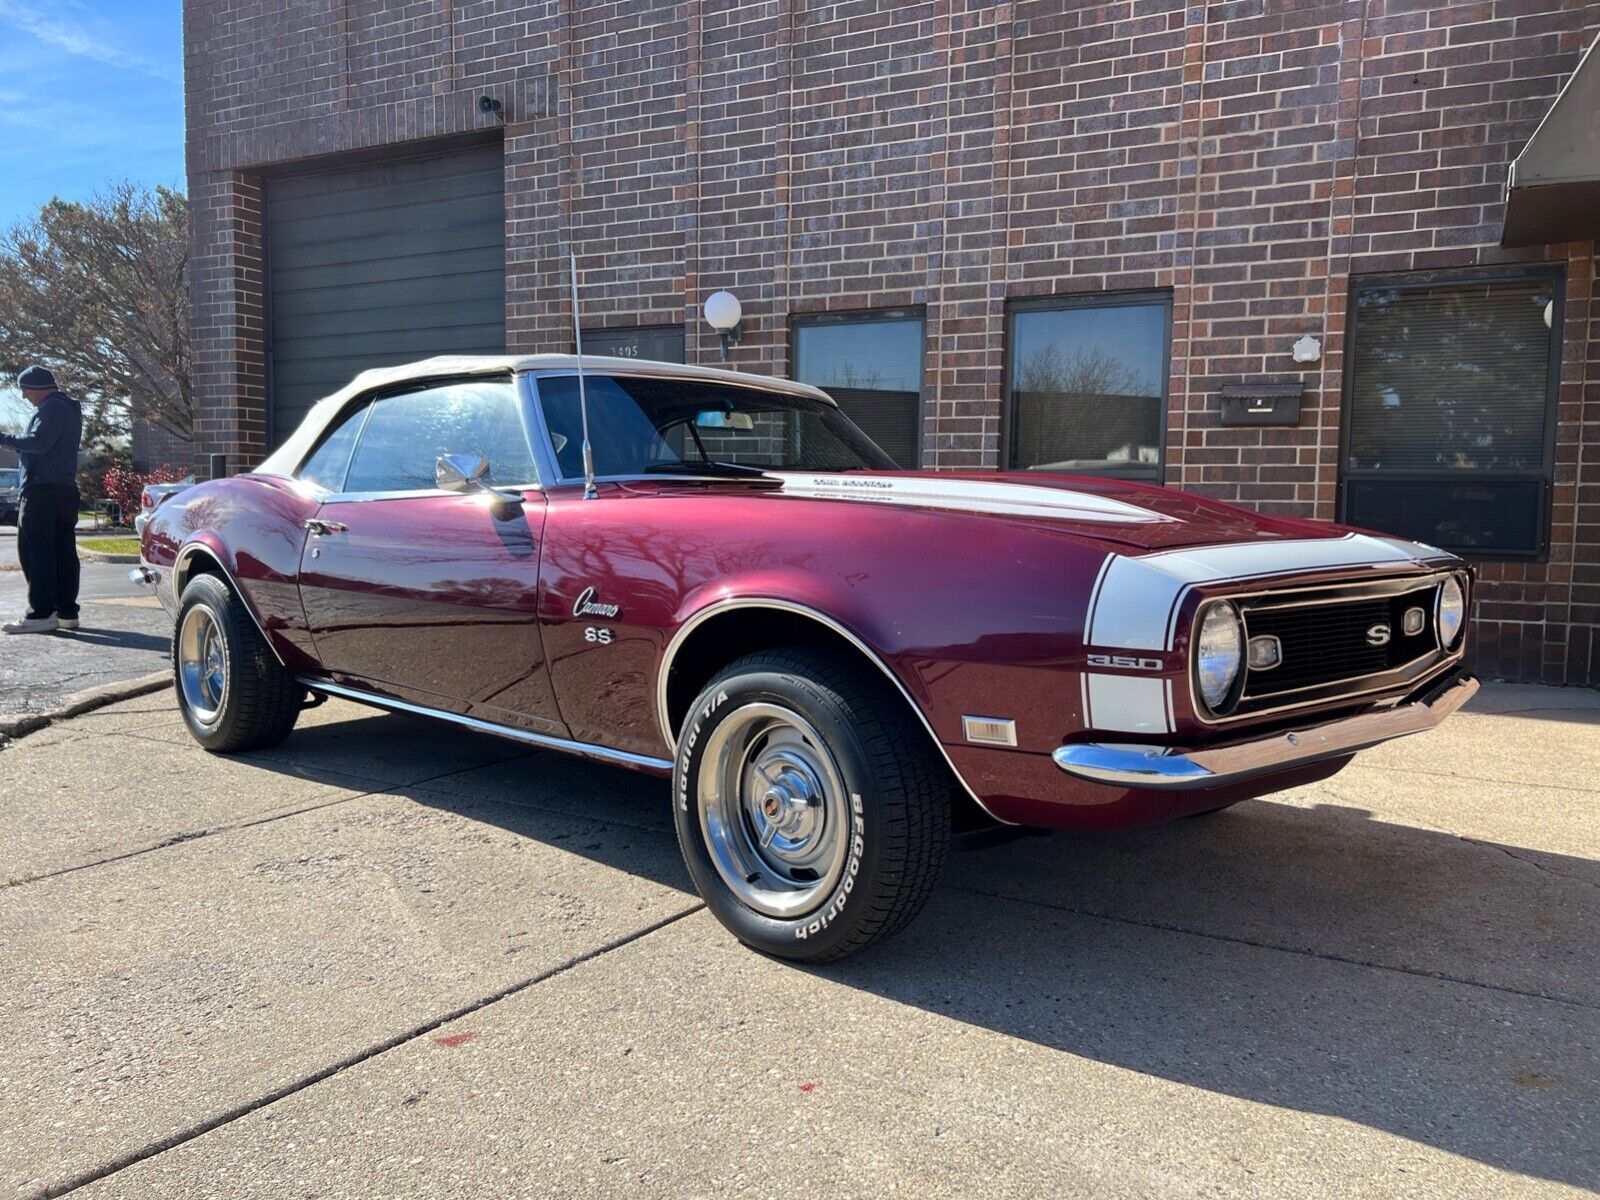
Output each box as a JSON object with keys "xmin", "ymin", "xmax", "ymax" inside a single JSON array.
[
  {"xmin": 673, "ymin": 648, "xmax": 951, "ymax": 962},
  {"xmin": 174, "ymin": 573, "xmax": 303, "ymax": 752}
]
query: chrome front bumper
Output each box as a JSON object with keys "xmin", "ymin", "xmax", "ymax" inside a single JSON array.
[{"xmin": 1054, "ymin": 674, "xmax": 1478, "ymax": 790}]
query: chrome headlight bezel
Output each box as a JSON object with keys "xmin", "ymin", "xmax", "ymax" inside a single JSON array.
[
  {"xmin": 1194, "ymin": 599, "xmax": 1245, "ymax": 715},
  {"xmin": 1436, "ymin": 573, "xmax": 1467, "ymax": 651}
]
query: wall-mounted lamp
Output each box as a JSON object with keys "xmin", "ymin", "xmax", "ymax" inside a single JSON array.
[
  {"xmin": 478, "ymin": 94, "xmax": 505, "ymax": 123},
  {"xmin": 704, "ymin": 290, "xmax": 743, "ymax": 359}
]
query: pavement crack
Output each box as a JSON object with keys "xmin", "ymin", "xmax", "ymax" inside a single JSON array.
[
  {"xmin": 1468, "ymin": 839, "xmax": 1600, "ymax": 891},
  {"xmin": 37, "ymin": 904, "xmax": 703, "ymax": 1200},
  {"xmin": 944, "ymin": 883, "xmax": 1600, "ymax": 1013},
  {"xmin": 5, "ymin": 752, "xmax": 542, "ymax": 889}
]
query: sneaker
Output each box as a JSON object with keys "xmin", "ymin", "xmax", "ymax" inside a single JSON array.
[
  {"xmin": 2, "ymin": 615, "xmax": 58, "ymax": 634},
  {"xmin": 56, "ymin": 617, "xmax": 79, "ymax": 631}
]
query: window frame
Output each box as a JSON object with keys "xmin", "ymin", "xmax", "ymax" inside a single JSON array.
[
  {"xmin": 789, "ymin": 306, "xmax": 927, "ymax": 469},
  {"xmin": 1001, "ymin": 290, "xmax": 1174, "ymax": 481},
  {"xmin": 296, "ymin": 373, "xmax": 542, "ymax": 502},
  {"xmin": 1336, "ymin": 266, "xmax": 1565, "ymax": 562}
]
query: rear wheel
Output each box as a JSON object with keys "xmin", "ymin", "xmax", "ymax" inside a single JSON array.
[
  {"xmin": 174, "ymin": 573, "xmax": 302, "ymax": 752},
  {"xmin": 673, "ymin": 648, "xmax": 951, "ymax": 962}
]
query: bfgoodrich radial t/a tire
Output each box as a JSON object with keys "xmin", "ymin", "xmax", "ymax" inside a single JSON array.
[
  {"xmin": 174, "ymin": 572, "xmax": 303, "ymax": 753},
  {"xmin": 673, "ymin": 648, "xmax": 952, "ymax": 962}
]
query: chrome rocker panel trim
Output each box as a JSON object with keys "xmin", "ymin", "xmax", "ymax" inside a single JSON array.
[
  {"xmin": 656, "ymin": 596, "xmax": 1016, "ymax": 825},
  {"xmin": 299, "ymin": 678, "xmax": 675, "ymax": 773},
  {"xmin": 1054, "ymin": 674, "xmax": 1478, "ymax": 791}
]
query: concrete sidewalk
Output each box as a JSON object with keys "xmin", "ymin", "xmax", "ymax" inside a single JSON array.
[{"xmin": 1, "ymin": 683, "xmax": 1596, "ymax": 1198}]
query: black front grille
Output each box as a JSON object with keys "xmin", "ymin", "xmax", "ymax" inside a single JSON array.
[{"xmin": 1241, "ymin": 585, "xmax": 1439, "ymax": 703}]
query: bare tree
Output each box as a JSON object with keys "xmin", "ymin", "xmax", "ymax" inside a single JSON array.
[
  {"xmin": 0, "ymin": 183, "xmax": 191, "ymax": 442},
  {"xmin": 1017, "ymin": 343, "xmax": 1148, "ymax": 399}
]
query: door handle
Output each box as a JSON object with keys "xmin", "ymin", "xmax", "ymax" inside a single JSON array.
[{"xmin": 304, "ymin": 518, "xmax": 348, "ymax": 536}]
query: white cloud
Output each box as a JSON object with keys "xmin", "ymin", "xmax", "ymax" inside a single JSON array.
[{"xmin": 0, "ymin": 1, "xmax": 178, "ymax": 82}]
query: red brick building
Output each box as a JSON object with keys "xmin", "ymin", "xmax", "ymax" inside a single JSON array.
[{"xmin": 184, "ymin": 1, "xmax": 1600, "ymax": 683}]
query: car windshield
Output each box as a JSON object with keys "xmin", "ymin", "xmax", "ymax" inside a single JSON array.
[
  {"xmin": 535, "ymin": 374, "xmax": 897, "ymax": 480},
  {"xmin": 0, "ymin": 469, "xmax": 18, "ymax": 489}
]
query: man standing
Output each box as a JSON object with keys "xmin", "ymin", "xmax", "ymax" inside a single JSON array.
[{"xmin": 1, "ymin": 366, "xmax": 83, "ymax": 634}]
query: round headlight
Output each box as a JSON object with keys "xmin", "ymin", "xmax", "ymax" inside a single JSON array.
[
  {"xmin": 1196, "ymin": 601, "xmax": 1243, "ymax": 713},
  {"xmin": 1436, "ymin": 575, "xmax": 1466, "ymax": 649}
]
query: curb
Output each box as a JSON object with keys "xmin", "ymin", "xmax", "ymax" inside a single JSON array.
[
  {"xmin": 77, "ymin": 548, "xmax": 140, "ymax": 564},
  {"xmin": 0, "ymin": 671, "xmax": 171, "ymax": 746}
]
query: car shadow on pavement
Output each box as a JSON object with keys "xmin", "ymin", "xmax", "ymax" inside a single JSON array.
[
  {"xmin": 48, "ymin": 627, "xmax": 171, "ymax": 653},
  {"xmin": 242, "ymin": 714, "xmax": 1597, "ymax": 1191}
]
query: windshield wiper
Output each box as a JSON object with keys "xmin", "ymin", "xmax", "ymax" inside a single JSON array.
[{"xmin": 644, "ymin": 460, "xmax": 771, "ymax": 478}]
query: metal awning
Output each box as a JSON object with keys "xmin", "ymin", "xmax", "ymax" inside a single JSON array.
[{"xmin": 1502, "ymin": 32, "xmax": 1600, "ymax": 247}]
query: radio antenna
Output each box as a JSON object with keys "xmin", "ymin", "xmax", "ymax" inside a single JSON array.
[{"xmin": 570, "ymin": 251, "xmax": 597, "ymax": 500}]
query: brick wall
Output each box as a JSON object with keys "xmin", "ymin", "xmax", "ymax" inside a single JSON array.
[
  {"xmin": 129, "ymin": 419, "xmax": 194, "ymax": 474},
  {"xmin": 186, "ymin": 0, "xmax": 1600, "ymax": 683}
]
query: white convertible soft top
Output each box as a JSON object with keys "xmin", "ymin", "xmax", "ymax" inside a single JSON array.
[{"xmin": 254, "ymin": 354, "xmax": 835, "ymax": 478}]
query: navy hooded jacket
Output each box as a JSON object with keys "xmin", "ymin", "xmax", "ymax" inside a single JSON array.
[{"xmin": 0, "ymin": 391, "xmax": 82, "ymax": 489}]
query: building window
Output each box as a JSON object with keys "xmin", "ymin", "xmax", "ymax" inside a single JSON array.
[
  {"xmin": 581, "ymin": 325, "xmax": 685, "ymax": 364},
  {"xmin": 1005, "ymin": 294, "xmax": 1171, "ymax": 480},
  {"xmin": 793, "ymin": 311, "xmax": 923, "ymax": 468},
  {"xmin": 1340, "ymin": 271, "xmax": 1562, "ymax": 558}
]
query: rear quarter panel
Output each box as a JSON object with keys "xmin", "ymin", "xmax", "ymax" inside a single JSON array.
[{"xmin": 141, "ymin": 474, "xmax": 321, "ymax": 670}]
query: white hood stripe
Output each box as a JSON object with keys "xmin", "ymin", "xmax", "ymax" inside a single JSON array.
[
  {"xmin": 779, "ymin": 475, "xmax": 1176, "ymax": 524},
  {"xmin": 1085, "ymin": 533, "xmax": 1438, "ymax": 653}
]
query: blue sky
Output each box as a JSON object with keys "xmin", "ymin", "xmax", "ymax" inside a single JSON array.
[{"xmin": 0, "ymin": 0, "xmax": 182, "ymax": 424}]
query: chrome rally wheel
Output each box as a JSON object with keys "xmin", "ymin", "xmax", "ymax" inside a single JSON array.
[
  {"xmin": 673, "ymin": 647, "xmax": 951, "ymax": 963},
  {"xmin": 177, "ymin": 602, "xmax": 230, "ymax": 728},
  {"xmin": 173, "ymin": 572, "xmax": 303, "ymax": 753},
  {"xmin": 698, "ymin": 703, "xmax": 851, "ymax": 919}
]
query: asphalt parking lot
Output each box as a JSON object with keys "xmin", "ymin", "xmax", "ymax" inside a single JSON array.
[
  {"xmin": 3, "ymin": 682, "xmax": 1597, "ymax": 1198},
  {"xmin": 0, "ymin": 529, "xmax": 171, "ymax": 720}
]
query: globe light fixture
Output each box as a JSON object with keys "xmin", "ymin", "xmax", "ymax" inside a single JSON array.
[{"xmin": 704, "ymin": 290, "xmax": 743, "ymax": 359}]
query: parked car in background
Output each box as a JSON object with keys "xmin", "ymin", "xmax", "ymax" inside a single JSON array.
[
  {"xmin": 135, "ymin": 356, "xmax": 1476, "ymax": 962},
  {"xmin": 133, "ymin": 478, "xmax": 194, "ymax": 535},
  {"xmin": 0, "ymin": 468, "xmax": 18, "ymax": 526}
]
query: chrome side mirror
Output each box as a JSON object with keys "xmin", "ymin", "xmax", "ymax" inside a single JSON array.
[
  {"xmin": 436, "ymin": 454, "xmax": 522, "ymax": 519},
  {"xmin": 437, "ymin": 453, "xmax": 491, "ymax": 492}
]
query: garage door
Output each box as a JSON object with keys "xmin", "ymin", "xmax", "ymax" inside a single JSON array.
[{"xmin": 265, "ymin": 144, "xmax": 506, "ymax": 446}]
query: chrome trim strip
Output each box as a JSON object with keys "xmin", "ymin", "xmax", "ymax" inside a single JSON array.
[
  {"xmin": 656, "ymin": 597, "xmax": 1015, "ymax": 825},
  {"xmin": 298, "ymin": 678, "xmax": 675, "ymax": 772},
  {"xmin": 173, "ymin": 542, "xmax": 287, "ymax": 667},
  {"xmin": 1055, "ymin": 674, "xmax": 1478, "ymax": 790},
  {"xmin": 316, "ymin": 486, "xmax": 542, "ymax": 505}
]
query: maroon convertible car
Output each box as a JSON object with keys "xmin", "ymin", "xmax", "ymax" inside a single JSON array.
[{"xmin": 137, "ymin": 355, "xmax": 1475, "ymax": 961}]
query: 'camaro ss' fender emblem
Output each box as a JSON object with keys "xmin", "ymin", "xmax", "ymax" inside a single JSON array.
[
  {"xmin": 1365, "ymin": 623, "xmax": 1391, "ymax": 646},
  {"xmin": 573, "ymin": 586, "xmax": 621, "ymax": 620}
]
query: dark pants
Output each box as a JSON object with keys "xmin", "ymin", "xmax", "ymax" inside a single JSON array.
[{"xmin": 17, "ymin": 483, "xmax": 80, "ymax": 621}]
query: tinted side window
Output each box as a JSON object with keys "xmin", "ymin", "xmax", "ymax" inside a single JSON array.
[
  {"xmin": 297, "ymin": 400, "xmax": 370, "ymax": 492},
  {"xmin": 343, "ymin": 380, "xmax": 536, "ymax": 494}
]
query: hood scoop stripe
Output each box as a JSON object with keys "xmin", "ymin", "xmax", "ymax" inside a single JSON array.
[{"xmin": 778, "ymin": 474, "xmax": 1176, "ymax": 524}]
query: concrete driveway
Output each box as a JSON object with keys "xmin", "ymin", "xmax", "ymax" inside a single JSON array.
[{"xmin": 2, "ymin": 682, "xmax": 1596, "ymax": 1198}]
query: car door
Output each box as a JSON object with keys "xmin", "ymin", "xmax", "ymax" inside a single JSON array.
[{"xmin": 295, "ymin": 375, "xmax": 565, "ymax": 737}]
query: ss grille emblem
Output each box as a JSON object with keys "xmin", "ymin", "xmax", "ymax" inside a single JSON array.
[{"xmin": 1365, "ymin": 623, "xmax": 1391, "ymax": 647}]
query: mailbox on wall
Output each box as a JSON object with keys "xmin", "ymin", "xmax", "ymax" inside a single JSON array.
[{"xmin": 1219, "ymin": 383, "xmax": 1304, "ymax": 427}]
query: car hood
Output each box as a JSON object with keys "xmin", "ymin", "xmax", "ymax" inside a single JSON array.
[{"xmin": 755, "ymin": 471, "xmax": 1363, "ymax": 553}]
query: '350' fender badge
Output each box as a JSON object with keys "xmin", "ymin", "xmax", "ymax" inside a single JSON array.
[{"xmin": 573, "ymin": 586, "xmax": 621, "ymax": 620}]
